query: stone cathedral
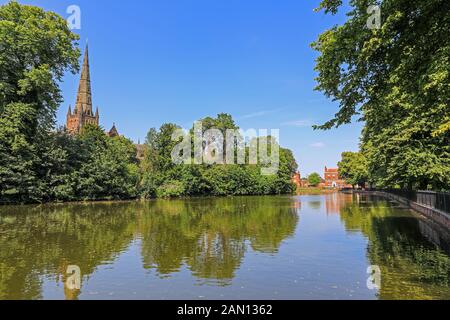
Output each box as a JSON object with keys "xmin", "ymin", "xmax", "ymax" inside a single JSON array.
[{"xmin": 66, "ymin": 45, "xmax": 118, "ymax": 137}]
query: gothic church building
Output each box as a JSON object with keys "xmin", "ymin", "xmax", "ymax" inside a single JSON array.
[{"xmin": 66, "ymin": 45, "xmax": 117, "ymax": 137}]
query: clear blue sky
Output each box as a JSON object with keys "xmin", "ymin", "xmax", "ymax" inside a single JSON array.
[{"xmin": 8, "ymin": 0, "xmax": 362, "ymax": 176}]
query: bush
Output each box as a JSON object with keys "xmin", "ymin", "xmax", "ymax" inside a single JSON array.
[{"xmin": 156, "ymin": 180, "xmax": 186, "ymax": 198}]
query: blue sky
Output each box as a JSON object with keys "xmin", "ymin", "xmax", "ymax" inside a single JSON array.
[{"xmin": 8, "ymin": 0, "xmax": 362, "ymax": 176}]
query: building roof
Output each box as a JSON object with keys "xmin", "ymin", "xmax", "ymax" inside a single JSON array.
[{"xmin": 108, "ymin": 123, "xmax": 119, "ymax": 137}]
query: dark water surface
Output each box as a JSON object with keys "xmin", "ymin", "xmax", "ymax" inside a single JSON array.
[{"xmin": 0, "ymin": 193, "xmax": 449, "ymax": 300}]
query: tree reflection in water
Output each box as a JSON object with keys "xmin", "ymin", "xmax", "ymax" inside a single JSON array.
[
  {"xmin": 0, "ymin": 197, "xmax": 299, "ymax": 299},
  {"xmin": 0, "ymin": 194, "xmax": 449, "ymax": 300},
  {"xmin": 339, "ymin": 194, "xmax": 450, "ymax": 300}
]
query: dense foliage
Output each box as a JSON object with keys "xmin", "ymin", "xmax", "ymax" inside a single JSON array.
[
  {"xmin": 313, "ymin": 0, "xmax": 450, "ymax": 191},
  {"xmin": 0, "ymin": 1, "xmax": 79, "ymax": 202},
  {"xmin": 141, "ymin": 114, "xmax": 298, "ymax": 198},
  {"xmin": 338, "ymin": 152, "xmax": 369, "ymax": 187},
  {"xmin": 307, "ymin": 173, "xmax": 322, "ymax": 187},
  {"xmin": 55, "ymin": 125, "xmax": 140, "ymax": 201}
]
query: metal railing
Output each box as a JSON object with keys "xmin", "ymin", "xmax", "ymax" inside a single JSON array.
[{"xmin": 385, "ymin": 189, "xmax": 450, "ymax": 214}]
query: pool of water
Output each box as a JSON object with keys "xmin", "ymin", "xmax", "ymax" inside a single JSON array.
[{"xmin": 0, "ymin": 193, "xmax": 449, "ymax": 300}]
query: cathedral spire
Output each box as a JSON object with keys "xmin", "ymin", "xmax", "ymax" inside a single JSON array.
[
  {"xmin": 75, "ymin": 44, "xmax": 93, "ymax": 115},
  {"xmin": 66, "ymin": 43, "xmax": 100, "ymax": 135}
]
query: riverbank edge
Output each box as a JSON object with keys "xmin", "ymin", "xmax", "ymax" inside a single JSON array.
[
  {"xmin": 0, "ymin": 193, "xmax": 303, "ymax": 208},
  {"xmin": 349, "ymin": 190, "xmax": 450, "ymax": 229}
]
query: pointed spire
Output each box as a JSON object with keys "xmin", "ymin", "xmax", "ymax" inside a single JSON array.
[
  {"xmin": 67, "ymin": 105, "xmax": 72, "ymax": 116},
  {"xmin": 108, "ymin": 123, "xmax": 119, "ymax": 137},
  {"xmin": 75, "ymin": 44, "xmax": 93, "ymax": 115}
]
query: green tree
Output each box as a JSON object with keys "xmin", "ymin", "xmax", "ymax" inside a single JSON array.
[
  {"xmin": 41, "ymin": 129, "xmax": 85, "ymax": 201},
  {"xmin": 338, "ymin": 152, "xmax": 368, "ymax": 188},
  {"xmin": 202, "ymin": 165, "xmax": 255, "ymax": 196},
  {"xmin": 141, "ymin": 123, "xmax": 183, "ymax": 197},
  {"xmin": 73, "ymin": 125, "xmax": 139, "ymax": 200},
  {"xmin": 199, "ymin": 113, "xmax": 238, "ymax": 133},
  {"xmin": 0, "ymin": 1, "xmax": 79, "ymax": 203},
  {"xmin": 308, "ymin": 173, "xmax": 322, "ymax": 187},
  {"xmin": 312, "ymin": 0, "xmax": 450, "ymax": 190},
  {"xmin": 0, "ymin": 103, "xmax": 42, "ymax": 202},
  {"xmin": 272, "ymin": 147, "xmax": 298, "ymax": 194}
]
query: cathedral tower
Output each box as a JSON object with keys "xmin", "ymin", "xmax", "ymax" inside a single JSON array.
[{"xmin": 66, "ymin": 45, "xmax": 100, "ymax": 134}]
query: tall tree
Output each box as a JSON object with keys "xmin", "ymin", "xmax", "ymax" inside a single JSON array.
[
  {"xmin": 338, "ymin": 152, "xmax": 368, "ymax": 188},
  {"xmin": 141, "ymin": 123, "xmax": 185, "ymax": 197},
  {"xmin": 0, "ymin": 1, "xmax": 79, "ymax": 202},
  {"xmin": 313, "ymin": 0, "xmax": 450, "ymax": 190}
]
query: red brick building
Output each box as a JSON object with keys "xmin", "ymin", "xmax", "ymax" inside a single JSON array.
[
  {"xmin": 292, "ymin": 171, "xmax": 317, "ymax": 189},
  {"xmin": 324, "ymin": 167, "xmax": 352, "ymax": 189},
  {"xmin": 292, "ymin": 172, "xmax": 302, "ymax": 189}
]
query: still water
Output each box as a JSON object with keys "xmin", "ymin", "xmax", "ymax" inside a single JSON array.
[{"xmin": 0, "ymin": 193, "xmax": 449, "ymax": 300}]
